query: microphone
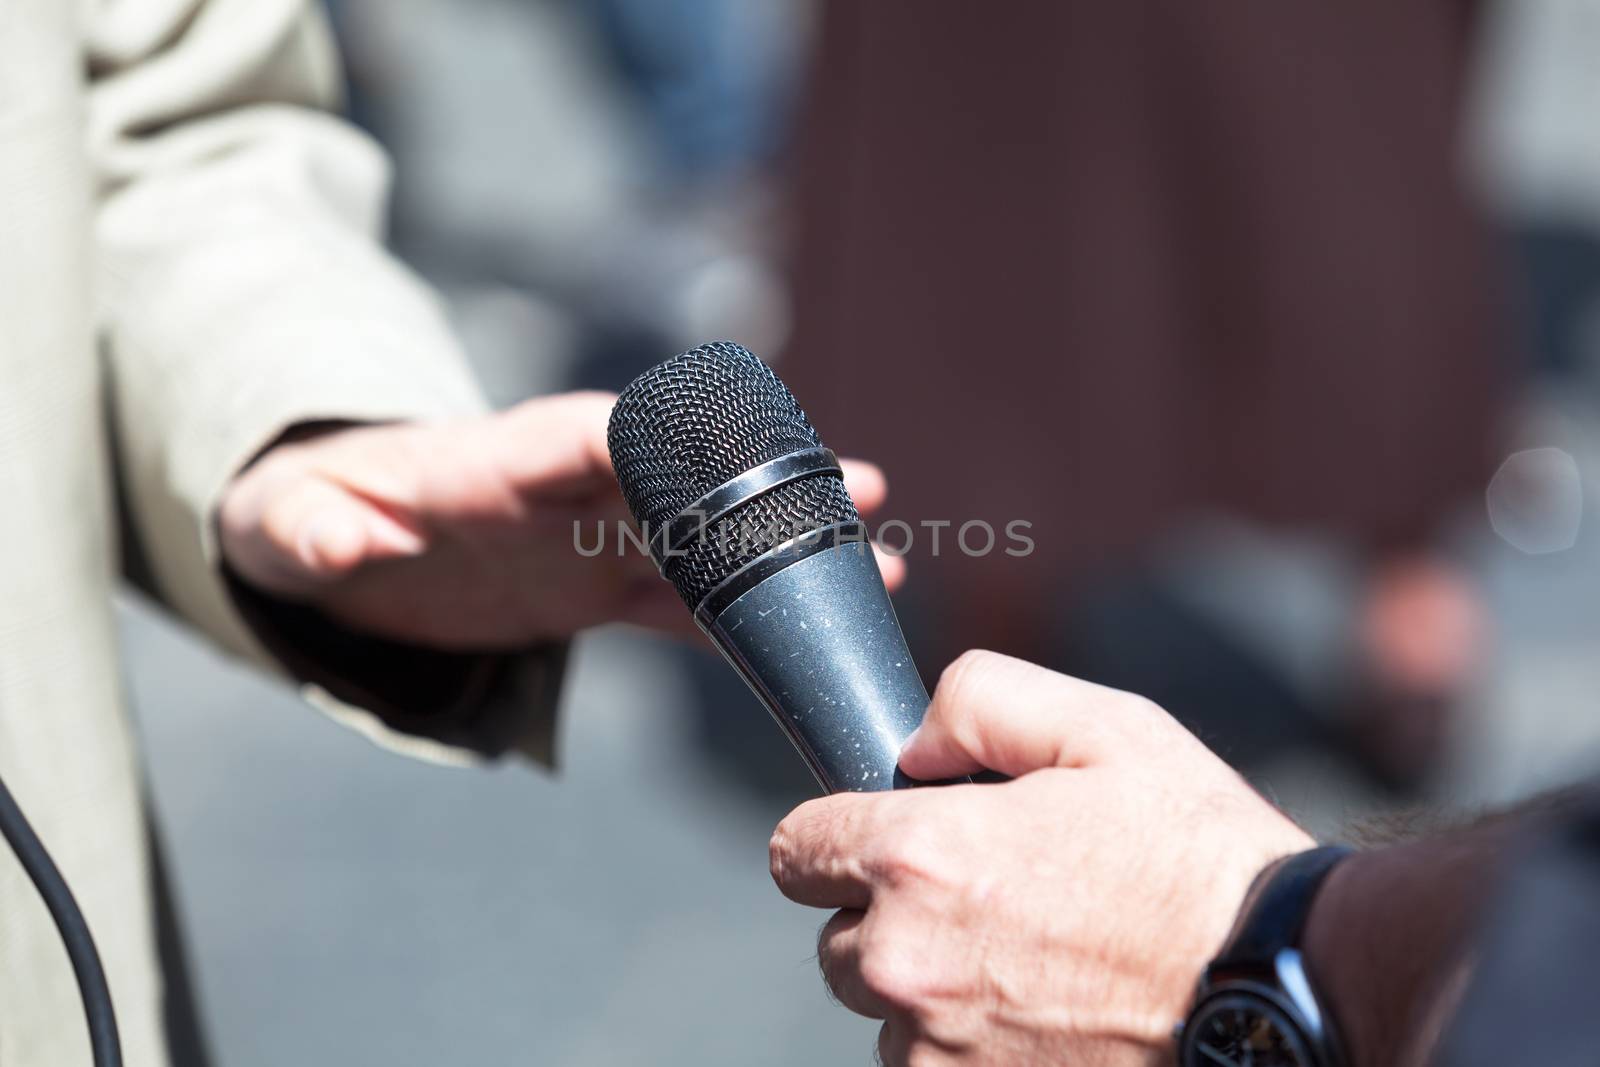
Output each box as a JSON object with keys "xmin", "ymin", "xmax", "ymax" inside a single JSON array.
[{"xmin": 608, "ymin": 341, "xmax": 934, "ymax": 793}]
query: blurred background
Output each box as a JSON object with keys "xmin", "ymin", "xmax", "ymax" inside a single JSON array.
[{"xmin": 124, "ymin": 1, "xmax": 1600, "ymax": 1063}]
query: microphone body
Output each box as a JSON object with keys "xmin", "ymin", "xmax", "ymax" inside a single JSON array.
[
  {"xmin": 608, "ymin": 341, "xmax": 939, "ymax": 793},
  {"xmin": 701, "ymin": 534, "xmax": 928, "ymax": 792}
]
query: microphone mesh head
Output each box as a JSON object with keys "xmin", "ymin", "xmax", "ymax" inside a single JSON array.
[{"xmin": 608, "ymin": 341, "xmax": 859, "ymax": 608}]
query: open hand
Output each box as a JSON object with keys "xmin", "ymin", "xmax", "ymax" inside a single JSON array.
[{"xmin": 219, "ymin": 391, "xmax": 902, "ymax": 648}]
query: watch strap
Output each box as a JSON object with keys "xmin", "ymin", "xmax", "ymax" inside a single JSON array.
[{"xmin": 1213, "ymin": 846, "xmax": 1353, "ymax": 970}]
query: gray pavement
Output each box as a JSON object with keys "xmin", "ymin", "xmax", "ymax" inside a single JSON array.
[{"xmin": 126, "ymin": 610, "xmax": 878, "ymax": 1066}]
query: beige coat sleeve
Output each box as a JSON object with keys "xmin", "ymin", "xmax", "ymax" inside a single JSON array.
[{"xmin": 87, "ymin": 0, "xmax": 561, "ymax": 765}]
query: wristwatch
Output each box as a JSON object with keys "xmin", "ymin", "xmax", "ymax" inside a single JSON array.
[{"xmin": 1177, "ymin": 846, "xmax": 1352, "ymax": 1067}]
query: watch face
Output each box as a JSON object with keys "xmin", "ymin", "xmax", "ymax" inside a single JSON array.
[{"xmin": 1181, "ymin": 991, "xmax": 1316, "ymax": 1067}]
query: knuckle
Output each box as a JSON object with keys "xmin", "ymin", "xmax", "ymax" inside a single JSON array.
[
  {"xmin": 1113, "ymin": 691, "xmax": 1180, "ymax": 742},
  {"xmin": 258, "ymin": 490, "xmax": 302, "ymax": 542},
  {"xmin": 858, "ymin": 935, "xmax": 927, "ymax": 1009},
  {"xmin": 877, "ymin": 1022, "xmax": 952, "ymax": 1067},
  {"xmin": 815, "ymin": 922, "xmax": 835, "ymax": 965},
  {"xmin": 872, "ymin": 796, "xmax": 988, "ymax": 892},
  {"xmin": 767, "ymin": 825, "xmax": 792, "ymax": 885},
  {"xmin": 816, "ymin": 945, "xmax": 846, "ymax": 998},
  {"xmin": 932, "ymin": 650, "xmax": 1005, "ymax": 736},
  {"xmin": 1117, "ymin": 692, "xmax": 1165, "ymax": 724},
  {"xmin": 937, "ymin": 650, "xmax": 1001, "ymax": 705},
  {"xmin": 875, "ymin": 821, "xmax": 945, "ymax": 887}
]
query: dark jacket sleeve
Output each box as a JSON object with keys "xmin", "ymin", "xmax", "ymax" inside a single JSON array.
[{"xmin": 1436, "ymin": 785, "xmax": 1600, "ymax": 1066}]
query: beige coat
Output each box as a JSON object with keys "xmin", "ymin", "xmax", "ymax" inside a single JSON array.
[{"xmin": 0, "ymin": 2, "xmax": 557, "ymax": 1063}]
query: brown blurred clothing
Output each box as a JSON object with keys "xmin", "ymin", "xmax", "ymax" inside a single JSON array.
[{"xmin": 786, "ymin": 1, "xmax": 1504, "ymax": 666}]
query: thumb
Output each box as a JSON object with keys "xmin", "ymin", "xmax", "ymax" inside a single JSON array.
[{"xmin": 898, "ymin": 650, "xmax": 1142, "ymax": 781}]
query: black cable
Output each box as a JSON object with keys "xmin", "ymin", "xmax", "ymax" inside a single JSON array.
[{"xmin": 0, "ymin": 771, "xmax": 123, "ymax": 1067}]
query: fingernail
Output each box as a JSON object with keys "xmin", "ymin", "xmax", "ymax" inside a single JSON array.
[{"xmin": 366, "ymin": 514, "xmax": 427, "ymax": 557}]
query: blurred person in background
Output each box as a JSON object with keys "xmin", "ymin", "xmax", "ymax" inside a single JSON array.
[
  {"xmin": 0, "ymin": 2, "xmax": 893, "ymax": 1064},
  {"xmin": 582, "ymin": 0, "xmax": 792, "ymax": 188},
  {"xmin": 785, "ymin": 1, "xmax": 1509, "ymax": 792},
  {"xmin": 327, "ymin": 0, "xmax": 806, "ymax": 396}
]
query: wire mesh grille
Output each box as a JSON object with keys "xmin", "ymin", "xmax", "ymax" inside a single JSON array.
[{"xmin": 608, "ymin": 342, "xmax": 859, "ymax": 607}]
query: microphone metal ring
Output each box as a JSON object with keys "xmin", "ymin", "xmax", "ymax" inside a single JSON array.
[
  {"xmin": 650, "ymin": 447, "xmax": 842, "ymax": 571},
  {"xmin": 692, "ymin": 520, "xmax": 869, "ymax": 626}
]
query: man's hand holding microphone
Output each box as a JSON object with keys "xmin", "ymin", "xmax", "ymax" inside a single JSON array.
[{"xmin": 772, "ymin": 650, "xmax": 1313, "ymax": 1066}]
